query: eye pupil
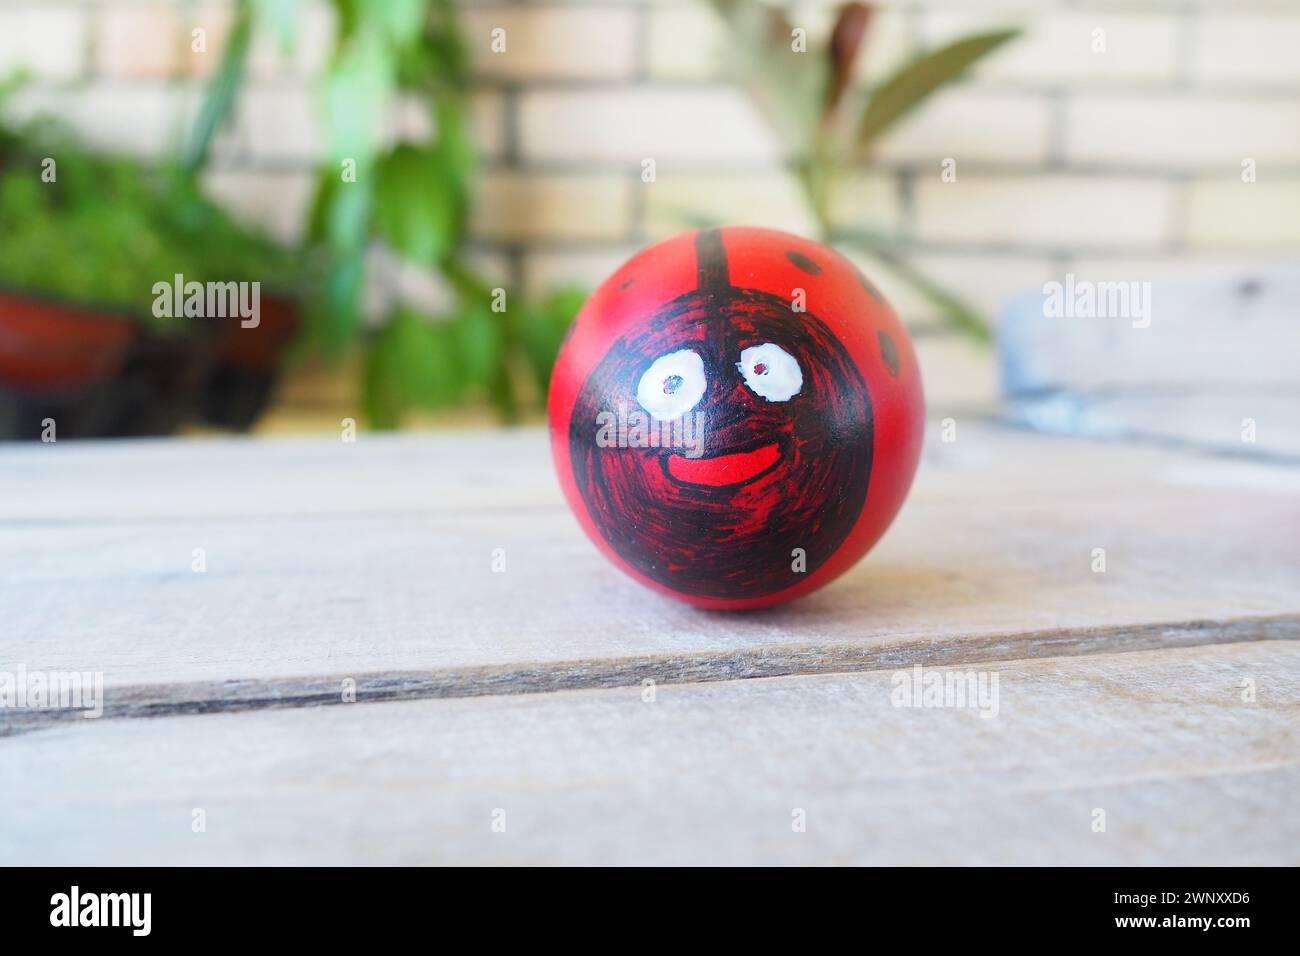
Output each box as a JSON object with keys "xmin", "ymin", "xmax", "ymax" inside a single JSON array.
[
  {"xmin": 663, "ymin": 374, "xmax": 684, "ymax": 395},
  {"xmin": 738, "ymin": 343, "xmax": 802, "ymax": 403}
]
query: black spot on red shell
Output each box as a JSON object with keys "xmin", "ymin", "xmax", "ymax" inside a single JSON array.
[
  {"xmin": 785, "ymin": 251, "xmax": 822, "ymax": 275},
  {"xmin": 621, "ymin": 278, "xmax": 636, "ymax": 290},
  {"xmin": 858, "ymin": 270, "xmax": 885, "ymax": 304},
  {"xmin": 878, "ymin": 330, "xmax": 900, "ymax": 377}
]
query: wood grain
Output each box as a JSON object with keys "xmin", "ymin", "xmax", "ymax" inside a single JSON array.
[
  {"xmin": 3, "ymin": 424, "xmax": 1297, "ymax": 864},
  {"xmin": 2, "ymin": 642, "xmax": 1295, "ymax": 865},
  {"xmin": 1, "ymin": 424, "xmax": 1297, "ymax": 718}
]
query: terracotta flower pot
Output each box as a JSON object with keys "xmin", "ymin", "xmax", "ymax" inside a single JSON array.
[
  {"xmin": 196, "ymin": 292, "xmax": 302, "ymax": 430},
  {"xmin": 0, "ymin": 285, "xmax": 302, "ymax": 439},
  {"xmin": 0, "ymin": 287, "xmax": 213, "ymax": 439}
]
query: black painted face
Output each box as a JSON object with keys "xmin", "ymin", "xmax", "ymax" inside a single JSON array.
[{"xmin": 568, "ymin": 281, "xmax": 873, "ymax": 600}]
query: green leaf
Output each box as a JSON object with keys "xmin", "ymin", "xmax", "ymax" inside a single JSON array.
[
  {"xmin": 250, "ymin": 0, "xmax": 300, "ymax": 53},
  {"xmin": 424, "ymin": 0, "xmax": 472, "ymax": 89},
  {"xmin": 0, "ymin": 109, "xmax": 303, "ymax": 335},
  {"xmin": 331, "ymin": 0, "xmax": 363, "ymax": 41},
  {"xmin": 520, "ymin": 286, "xmax": 586, "ymax": 395},
  {"xmin": 856, "ymin": 28, "xmax": 1021, "ymax": 150},
  {"xmin": 431, "ymin": 95, "xmax": 474, "ymax": 230},
  {"xmin": 308, "ymin": 166, "xmax": 373, "ymax": 252},
  {"xmin": 183, "ymin": 4, "xmax": 253, "ymax": 171},
  {"xmin": 451, "ymin": 303, "xmax": 504, "ymax": 392},
  {"xmin": 0, "ymin": 68, "xmax": 31, "ymax": 108},
  {"xmin": 316, "ymin": 251, "xmax": 366, "ymax": 360},
  {"xmin": 323, "ymin": 28, "xmax": 394, "ymax": 166},
  {"xmin": 362, "ymin": 308, "xmax": 463, "ymax": 428},
  {"xmin": 441, "ymin": 258, "xmax": 496, "ymax": 304},
  {"xmin": 889, "ymin": 258, "xmax": 991, "ymax": 344},
  {"xmin": 373, "ymin": 143, "xmax": 457, "ymax": 266},
  {"xmin": 370, "ymin": 0, "xmax": 427, "ymax": 49},
  {"xmin": 703, "ymin": 0, "xmax": 829, "ymax": 159}
]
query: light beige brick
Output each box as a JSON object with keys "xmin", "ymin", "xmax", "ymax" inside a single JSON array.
[
  {"xmin": 849, "ymin": 6, "xmax": 918, "ymax": 86},
  {"xmin": 1069, "ymin": 254, "xmax": 1293, "ymax": 285},
  {"xmin": 96, "ymin": 2, "xmax": 181, "ymax": 78},
  {"xmin": 837, "ymin": 248, "xmax": 1053, "ymax": 335},
  {"xmin": 247, "ymin": 0, "xmax": 336, "ymax": 79},
  {"xmin": 463, "ymin": 6, "xmax": 637, "ymax": 82},
  {"xmin": 10, "ymin": 85, "xmax": 196, "ymax": 157},
  {"xmin": 369, "ymin": 249, "xmax": 509, "ymax": 320},
  {"xmin": 648, "ymin": 4, "xmax": 914, "ymax": 86},
  {"xmin": 921, "ymin": 11, "xmax": 1178, "ymax": 85},
  {"xmin": 523, "ymin": 247, "xmax": 643, "ymax": 300},
  {"xmin": 386, "ymin": 91, "xmax": 506, "ymax": 162},
  {"xmin": 0, "ymin": 4, "xmax": 88, "ymax": 81},
  {"xmin": 643, "ymin": 172, "xmax": 821, "ymax": 240},
  {"xmin": 520, "ymin": 89, "xmax": 778, "ymax": 165},
  {"xmin": 467, "ymin": 92, "xmax": 508, "ymax": 163},
  {"xmin": 873, "ymin": 90, "xmax": 1051, "ymax": 164},
  {"xmin": 234, "ymin": 87, "xmax": 326, "ymax": 164},
  {"xmin": 383, "ymin": 256, "xmax": 454, "ymax": 319},
  {"xmin": 1187, "ymin": 180, "xmax": 1300, "ymax": 248},
  {"xmin": 1196, "ymin": 15, "xmax": 1300, "ymax": 85},
  {"xmin": 1067, "ymin": 95, "xmax": 1300, "ymax": 168},
  {"xmin": 178, "ymin": 4, "xmax": 235, "ymax": 79},
  {"xmin": 389, "ymin": 94, "xmax": 435, "ymax": 146},
  {"xmin": 645, "ymin": 5, "xmax": 724, "ymax": 80},
  {"xmin": 473, "ymin": 173, "xmax": 631, "ymax": 242},
  {"xmin": 914, "ymin": 176, "xmax": 1175, "ymax": 246},
  {"xmin": 907, "ymin": 253, "xmax": 1059, "ymax": 328},
  {"xmin": 912, "ymin": 335, "xmax": 1000, "ymax": 410},
  {"xmin": 200, "ymin": 169, "xmax": 315, "ymax": 244}
]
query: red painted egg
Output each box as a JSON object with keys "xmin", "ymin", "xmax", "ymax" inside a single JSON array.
[{"xmin": 548, "ymin": 227, "xmax": 924, "ymax": 610}]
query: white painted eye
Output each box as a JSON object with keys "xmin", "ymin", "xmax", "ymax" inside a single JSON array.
[
  {"xmin": 737, "ymin": 343, "xmax": 802, "ymax": 402},
  {"xmin": 636, "ymin": 349, "xmax": 707, "ymax": 420}
]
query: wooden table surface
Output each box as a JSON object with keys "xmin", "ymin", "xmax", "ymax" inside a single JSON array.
[{"xmin": 1, "ymin": 422, "xmax": 1297, "ymax": 865}]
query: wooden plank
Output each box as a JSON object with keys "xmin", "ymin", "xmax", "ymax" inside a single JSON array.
[
  {"xmin": 1, "ymin": 424, "xmax": 1298, "ymax": 718},
  {"xmin": 2, "ymin": 642, "xmax": 1295, "ymax": 865},
  {"xmin": 4, "ymin": 420, "xmax": 1296, "ymax": 522}
]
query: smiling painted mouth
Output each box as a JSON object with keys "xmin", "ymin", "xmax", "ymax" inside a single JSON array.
[{"xmin": 666, "ymin": 442, "xmax": 781, "ymax": 488}]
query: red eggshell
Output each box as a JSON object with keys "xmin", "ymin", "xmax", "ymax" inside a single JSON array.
[{"xmin": 548, "ymin": 226, "xmax": 924, "ymax": 610}]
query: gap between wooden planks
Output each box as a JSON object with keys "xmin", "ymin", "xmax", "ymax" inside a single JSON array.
[
  {"xmin": 1, "ymin": 422, "xmax": 1298, "ymax": 736},
  {"xmin": 1, "ymin": 641, "xmax": 1296, "ymax": 865},
  {"xmin": 1, "ymin": 613, "xmax": 1296, "ymax": 737}
]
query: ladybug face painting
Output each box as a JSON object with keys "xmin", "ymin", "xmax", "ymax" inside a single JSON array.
[{"xmin": 549, "ymin": 227, "xmax": 924, "ymax": 610}]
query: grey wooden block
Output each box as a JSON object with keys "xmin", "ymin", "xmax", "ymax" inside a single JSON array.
[{"xmin": 1000, "ymin": 264, "xmax": 1300, "ymax": 458}]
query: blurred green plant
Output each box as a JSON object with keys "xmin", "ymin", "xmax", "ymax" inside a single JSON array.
[
  {"xmin": 705, "ymin": 1, "xmax": 1020, "ymax": 343},
  {"xmin": 190, "ymin": 0, "xmax": 583, "ymax": 426},
  {"xmin": 0, "ymin": 105, "xmax": 303, "ymax": 332}
]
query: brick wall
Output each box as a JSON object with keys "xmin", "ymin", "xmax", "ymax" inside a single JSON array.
[{"xmin": 3, "ymin": 0, "xmax": 1299, "ymax": 408}]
